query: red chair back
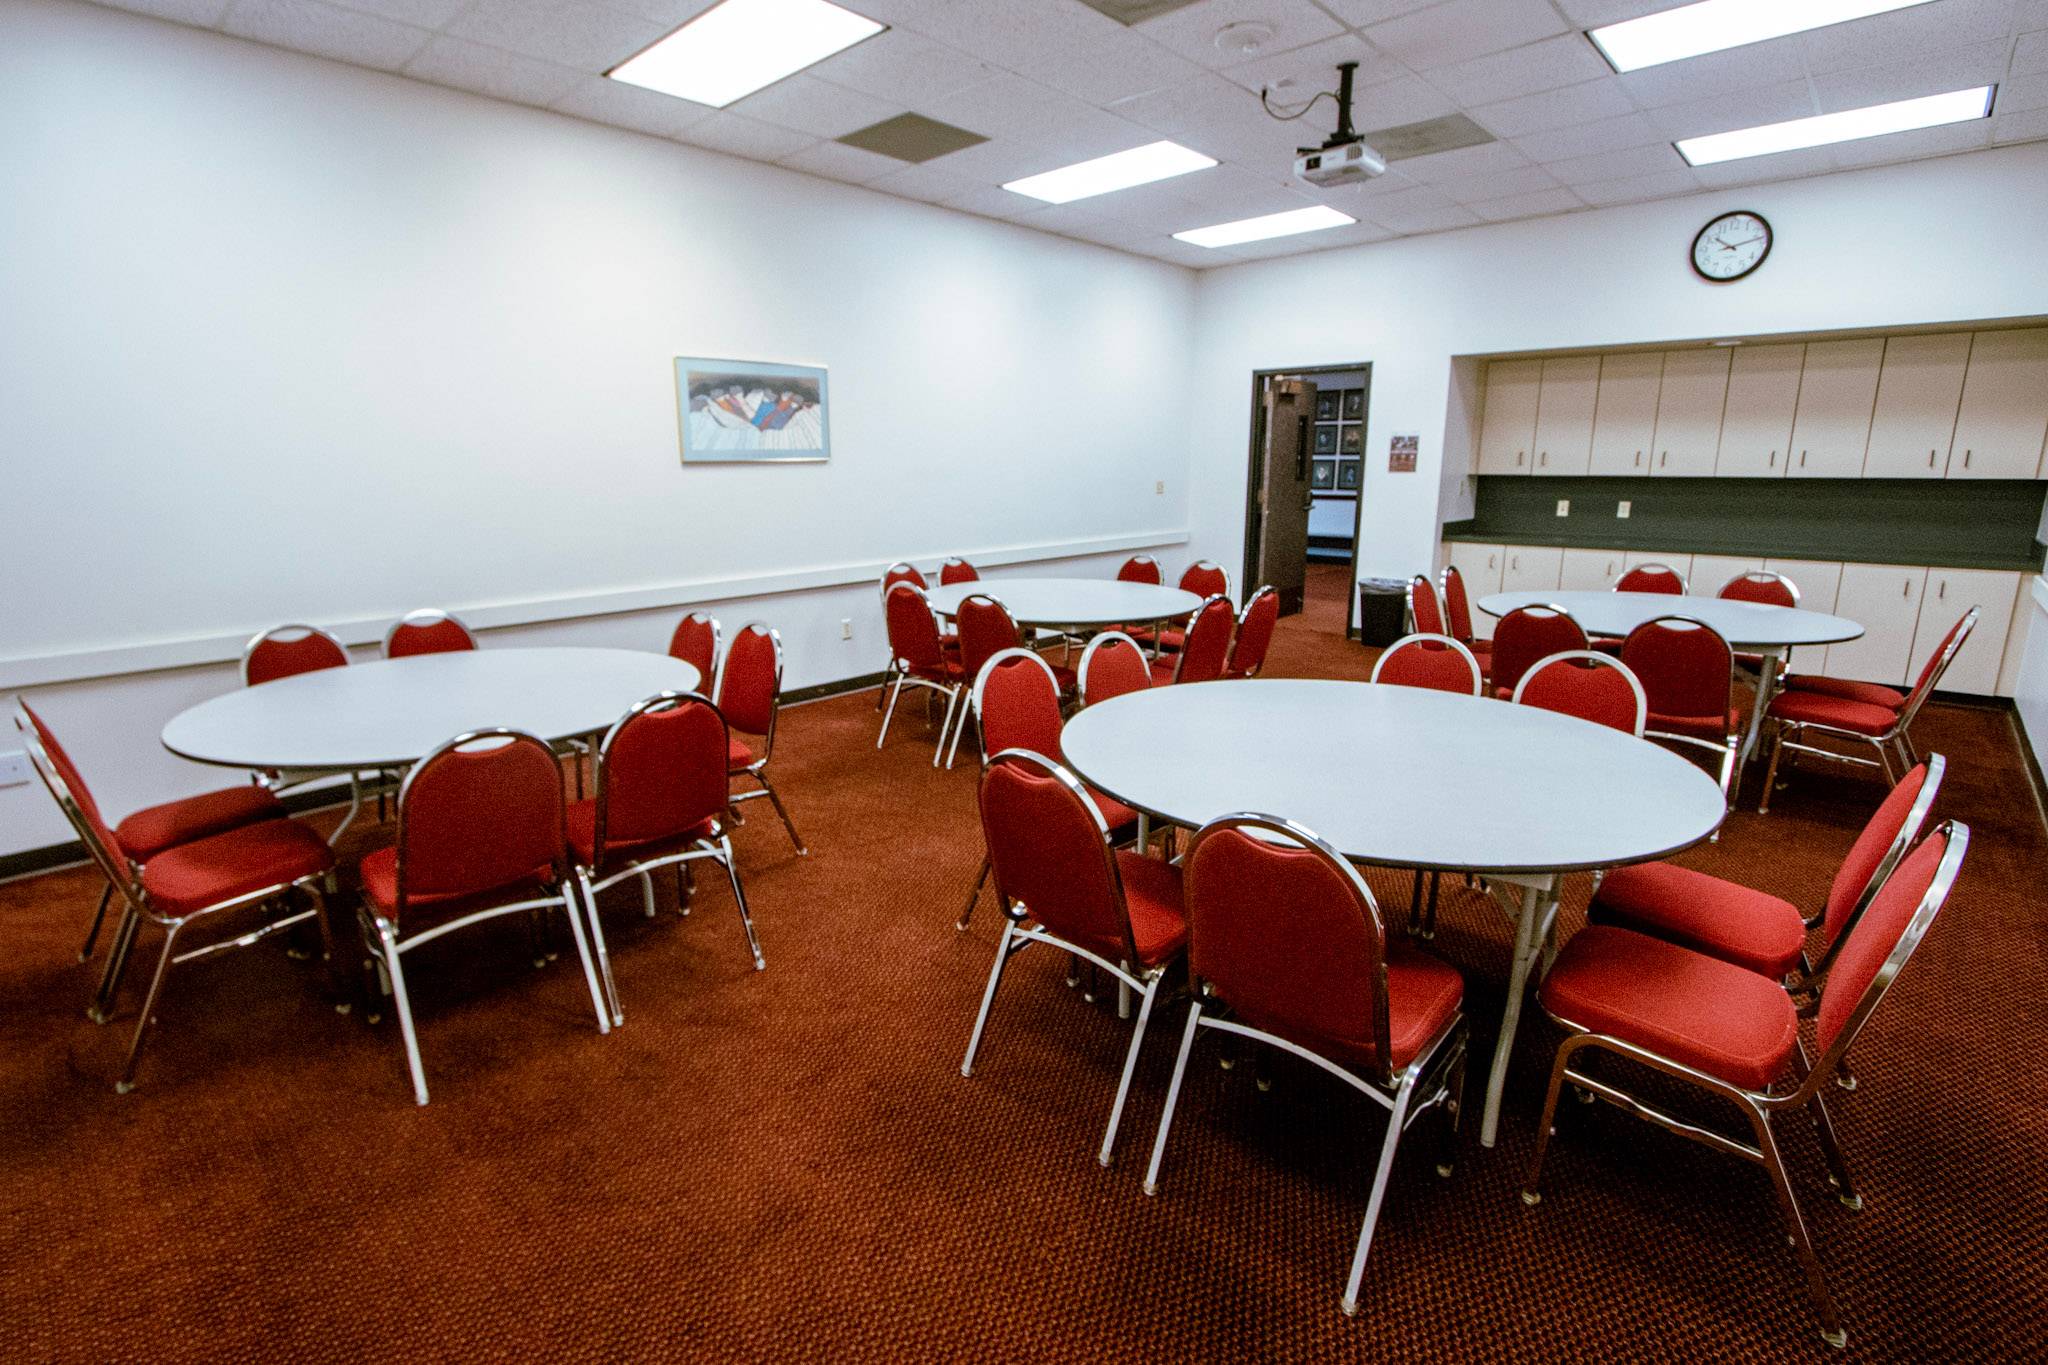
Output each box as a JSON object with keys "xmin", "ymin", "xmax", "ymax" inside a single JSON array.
[
  {"xmin": 956, "ymin": 594, "xmax": 1022, "ymax": 685},
  {"xmin": 940, "ymin": 557, "xmax": 979, "ymax": 585},
  {"xmin": 973, "ymin": 650, "xmax": 1064, "ymax": 762},
  {"xmin": 1489, "ymin": 606, "xmax": 1588, "ymax": 697},
  {"xmin": 1818, "ymin": 756, "xmax": 1941, "ymax": 955},
  {"xmin": 884, "ymin": 584, "xmax": 948, "ymax": 674},
  {"xmin": 716, "ymin": 622, "xmax": 781, "ymax": 744},
  {"xmin": 1407, "ymin": 575, "xmax": 1446, "ymax": 635},
  {"xmin": 1512, "ymin": 651, "xmax": 1646, "ymax": 735},
  {"xmin": 394, "ymin": 730, "xmax": 564, "ymax": 908},
  {"xmin": 1814, "ymin": 822, "xmax": 1966, "ymax": 1059},
  {"xmin": 592, "ymin": 693, "xmax": 728, "ymax": 861},
  {"xmin": 1117, "ymin": 555, "xmax": 1161, "ymax": 585},
  {"xmin": 1179, "ymin": 560, "xmax": 1231, "ymax": 602},
  {"xmin": 1440, "ymin": 565, "xmax": 1478, "ymax": 644},
  {"xmin": 1620, "ymin": 616, "xmax": 1732, "ymax": 723},
  {"xmin": 1371, "ymin": 634, "xmax": 1482, "ymax": 695},
  {"xmin": 1614, "ymin": 563, "xmax": 1686, "ymax": 594},
  {"xmin": 1900, "ymin": 607, "xmax": 1979, "ymax": 720},
  {"xmin": 1079, "ymin": 632, "xmax": 1150, "ymax": 706},
  {"xmin": 384, "ymin": 609, "xmax": 476, "ymax": 658},
  {"xmin": 242, "ymin": 624, "xmax": 348, "ymax": 687},
  {"xmin": 1718, "ymin": 570, "xmax": 1797, "ymax": 607},
  {"xmin": 1185, "ymin": 816, "xmax": 1396, "ymax": 1081},
  {"xmin": 16, "ymin": 701, "xmax": 130, "ymax": 883},
  {"xmin": 1172, "ymin": 596, "xmax": 1236, "ymax": 684},
  {"xmin": 666, "ymin": 612, "xmax": 721, "ymax": 688},
  {"xmin": 1226, "ymin": 587, "xmax": 1280, "ymax": 678},
  {"xmin": 979, "ymin": 751, "xmax": 1134, "ymax": 964},
  {"xmin": 881, "ymin": 562, "xmax": 927, "ymax": 594}
]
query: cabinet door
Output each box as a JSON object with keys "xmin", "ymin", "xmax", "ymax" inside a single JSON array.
[
  {"xmin": 1649, "ymin": 349, "xmax": 1729, "ymax": 476},
  {"xmin": 1863, "ymin": 333, "xmax": 1969, "ymax": 479},
  {"xmin": 1688, "ymin": 554, "xmax": 1765, "ymax": 598},
  {"xmin": 1789, "ymin": 338, "xmax": 1882, "ymax": 477},
  {"xmin": 1587, "ymin": 353, "xmax": 1662, "ymax": 477},
  {"xmin": 1716, "ymin": 343, "xmax": 1802, "ymax": 478},
  {"xmin": 1502, "ymin": 545, "xmax": 1564, "ymax": 592},
  {"xmin": 1910, "ymin": 568, "xmax": 2020, "ymax": 696},
  {"xmin": 1950, "ymin": 329, "xmax": 2048, "ymax": 479},
  {"xmin": 1823, "ymin": 563, "xmax": 1927, "ymax": 685},
  {"xmin": 1447, "ymin": 541, "xmax": 1504, "ymax": 597},
  {"xmin": 1558, "ymin": 547, "xmax": 1624, "ymax": 592},
  {"xmin": 1765, "ymin": 558, "xmax": 1844, "ymax": 674},
  {"xmin": 1533, "ymin": 356, "xmax": 1599, "ymax": 476},
  {"xmin": 1477, "ymin": 360, "xmax": 1541, "ymax": 475}
]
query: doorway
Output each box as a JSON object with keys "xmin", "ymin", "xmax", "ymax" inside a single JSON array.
[{"xmin": 1242, "ymin": 364, "xmax": 1371, "ymax": 630}]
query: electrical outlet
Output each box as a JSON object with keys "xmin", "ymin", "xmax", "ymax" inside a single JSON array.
[
  {"xmin": 0, "ymin": 750, "xmax": 30, "ymax": 787},
  {"xmin": 1155, "ymin": 480, "xmax": 1165, "ymax": 494},
  {"xmin": 840, "ymin": 619, "xmax": 853, "ymax": 641},
  {"xmin": 1555, "ymin": 499, "xmax": 1570, "ymax": 517},
  {"xmin": 1616, "ymin": 500, "xmax": 1632, "ymax": 519}
]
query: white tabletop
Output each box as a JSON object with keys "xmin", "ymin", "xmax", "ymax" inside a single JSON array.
[
  {"xmin": 1476, "ymin": 589, "xmax": 1862, "ymax": 648},
  {"xmin": 1059, "ymin": 679, "xmax": 1724, "ymax": 875},
  {"xmin": 925, "ymin": 577, "xmax": 1205, "ymax": 628},
  {"xmin": 162, "ymin": 648, "xmax": 702, "ymax": 773}
]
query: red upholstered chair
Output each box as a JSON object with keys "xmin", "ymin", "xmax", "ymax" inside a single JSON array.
[
  {"xmin": 241, "ymin": 623, "xmax": 348, "ymax": 687},
  {"xmin": 666, "ymin": 611, "xmax": 721, "ymax": 693},
  {"xmin": 879, "ymin": 561, "xmax": 927, "ymax": 594},
  {"xmin": 1439, "ymin": 564, "xmax": 1492, "ymax": 667},
  {"xmin": 15, "ymin": 701, "xmax": 287, "ymax": 972},
  {"xmin": 1621, "ymin": 615, "xmax": 1741, "ymax": 806},
  {"xmin": 568, "ymin": 693, "xmax": 761, "ymax": 1026},
  {"xmin": 1144, "ymin": 814, "xmax": 1465, "ymax": 1315},
  {"xmin": 17, "ymin": 703, "xmax": 332, "ymax": 1093},
  {"xmin": 357, "ymin": 729, "xmax": 606, "ymax": 1104},
  {"xmin": 1153, "ymin": 595, "xmax": 1236, "ymax": 685},
  {"xmin": 1719, "ymin": 570, "xmax": 1798, "ymax": 608},
  {"xmin": 1221, "ymin": 586, "xmax": 1280, "ymax": 680},
  {"xmin": 1614, "ymin": 563, "xmax": 1687, "ymax": 594},
  {"xmin": 947, "ymin": 594, "xmax": 1076, "ymax": 767},
  {"xmin": 1116, "ymin": 555, "xmax": 1162, "ymax": 584},
  {"xmin": 1764, "ymin": 608, "xmax": 1977, "ymax": 811},
  {"xmin": 1143, "ymin": 561, "xmax": 1233, "ymax": 652},
  {"xmin": 877, "ymin": 583, "xmax": 966, "ymax": 762},
  {"xmin": 878, "ymin": 563, "xmax": 943, "ymax": 708},
  {"xmin": 1406, "ymin": 574, "xmax": 1447, "ymax": 636},
  {"xmin": 718, "ymin": 622, "xmax": 805, "ymax": 854},
  {"xmin": 939, "ymin": 557, "xmax": 979, "ymax": 585},
  {"xmin": 1592, "ymin": 757, "xmax": 1941, "ymax": 996},
  {"xmin": 1523, "ymin": 822, "xmax": 1968, "ymax": 1349},
  {"xmin": 961, "ymin": 749, "xmax": 1187, "ymax": 1167},
  {"xmin": 1371, "ymin": 633, "xmax": 1482, "ymax": 695},
  {"xmin": 1079, "ymin": 631, "xmax": 1152, "ymax": 707},
  {"xmin": 382, "ymin": 608, "xmax": 477, "ymax": 658},
  {"xmin": 1511, "ymin": 651, "xmax": 1647, "ymax": 736},
  {"xmin": 1488, "ymin": 605, "xmax": 1588, "ymax": 700}
]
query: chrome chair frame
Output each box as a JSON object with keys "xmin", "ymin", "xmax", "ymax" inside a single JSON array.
[
  {"xmin": 1510, "ymin": 649, "xmax": 1649, "ymax": 736},
  {"xmin": 667, "ymin": 610, "xmax": 723, "ymax": 696},
  {"xmin": 1404, "ymin": 574, "xmax": 1445, "ymax": 636},
  {"xmin": 1521, "ymin": 823, "xmax": 1968, "ymax": 1350},
  {"xmin": 1718, "ymin": 569, "xmax": 1801, "ymax": 606},
  {"xmin": 1438, "ymin": 562, "xmax": 1491, "ymax": 657},
  {"xmin": 1612, "ymin": 562, "xmax": 1690, "ymax": 593},
  {"xmin": 722, "ymin": 621, "xmax": 806, "ymax": 854},
  {"xmin": 1117, "ymin": 553, "xmax": 1162, "ymax": 584},
  {"xmin": 1162, "ymin": 594, "xmax": 1237, "ymax": 685},
  {"xmin": 1625, "ymin": 614, "xmax": 1741, "ymax": 807},
  {"xmin": 1370, "ymin": 632, "xmax": 1483, "ymax": 694},
  {"xmin": 240, "ymin": 622, "xmax": 349, "ymax": 688},
  {"xmin": 239, "ymin": 623, "xmax": 377, "ymax": 844},
  {"xmin": 1142, "ymin": 813, "xmax": 1467, "ymax": 1317},
  {"xmin": 1078, "ymin": 630, "xmax": 1149, "ymax": 707},
  {"xmin": 1760, "ymin": 608, "xmax": 1976, "ymax": 813},
  {"xmin": 1224, "ymin": 585, "xmax": 1280, "ymax": 679},
  {"xmin": 876, "ymin": 583, "xmax": 965, "ymax": 764},
  {"xmin": 380, "ymin": 606, "xmax": 477, "ymax": 658},
  {"xmin": 939, "ymin": 555, "xmax": 978, "ymax": 584},
  {"xmin": 942, "ymin": 592, "xmax": 1017, "ymax": 769},
  {"xmin": 876, "ymin": 563, "xmax": 928, "ymax": 710}
]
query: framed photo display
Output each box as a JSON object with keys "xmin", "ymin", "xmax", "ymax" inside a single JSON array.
[{"xmin": 676, "ymin": 357, "xmax": 830, "ymax": 463}]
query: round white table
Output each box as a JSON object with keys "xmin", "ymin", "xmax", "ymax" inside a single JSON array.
[
  {"xmin": 1060, "ymin": 679, "xmax": 1726, "ymax": 1146},
  {"xmin": 1477, "ymin": 589, "xmax": 1863, "ymax": 760},
  {"xmin": 925, "ymin": 577, "xmax": 1203, "ymax": 630}
]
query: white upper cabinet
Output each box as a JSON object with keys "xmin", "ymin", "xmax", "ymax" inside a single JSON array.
[
  {"xmin": 1649, "ymin": 349, "xmax": 1729, "ymax": 477},
  {"xmin": 1476, "ymin": 359, "xmax": 1541, "ymax": 475},
  {"xmin": 1863, "ymin": 333, "xmax": 1969, "ymax": 479},
  {"xmin": 1950, "ymin": 329, "xmax": 2048, "ymax": 479},
  {"xmin": 1587, "ymin": 353, "xmax": 1662, "ymax": 477},
  {"xmin": 1789, "ymin": 339, "xmax": 1882, "ymax": 477},
  {"xmin": 1715, "ymin": 344, "xmax": 1803, "ymax": 478},
  {"xmin": 1532, "ymin": 356, "xmax": 1598, "ymax": 476}
]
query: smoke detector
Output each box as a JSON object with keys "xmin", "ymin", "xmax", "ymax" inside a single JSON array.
[{"xmin": 1215, "ymin": 22, "xmax": 1274, "ymax": 56}]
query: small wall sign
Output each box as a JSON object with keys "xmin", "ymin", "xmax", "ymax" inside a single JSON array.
[{"xmin": 1388, "ymin": 432, "xmax": 1419, "ymax": 473}]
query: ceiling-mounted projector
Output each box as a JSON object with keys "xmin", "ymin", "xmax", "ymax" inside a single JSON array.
[{"xmin": 1265, "ymin": 60, "xmax": 1386, "ymax": 188}]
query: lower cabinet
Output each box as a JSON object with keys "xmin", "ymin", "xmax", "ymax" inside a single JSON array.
[
  {"xmin": 1502, "ymin": 545, "xmax": 1564, "ymax": 592},
  {"xmin": 1822, "ymin": 564, "xmax": 1926, "ymax": 685},
  {"xmin": 1445, "ymin": 541, "xmax": 1504, "ymax": 596},
  {"xmin": 1558, "ymin": 547, "xmax": 1622, "ymax": 591},
  {"xmin": 1910, "ymin": 568, "xmax": 2021, "ymax": 695}
]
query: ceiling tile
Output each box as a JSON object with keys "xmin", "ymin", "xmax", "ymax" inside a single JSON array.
[
  {"xmin": 1396, "ymin": 138, "xmax": 1532, "ymax": 183},
  {"xmin": 1135, "ymin": 0, "xmax": 1345, "ymax": 72},
  {"xmin": 1827, "ymin": 116, "xmax": 1992, "ymax": 166},
  {"xmin": 1811, "ymin": 40, "xmax": 2011, "ymax": 113},
  {"xmin": 941, "ymin": 183, "xmax": 1056, "ymax": 221},
  {"xmin": 1347, "ymin": 73, "xmax": 1460, "ymax": 130},
  {"xmin": 1427, "ymin": 34, "xmax": 1616, "ymax": 108},
  {"xmin": 1796, "ymin": 0, "xmax": 2018, "ymax": 74},
  {"xmin": 223, "ymin": 0, "xmax": 431, "ymax": 72},
  {"xmin": 1302, "ymin": 1, "xmax": 1440, "ymax": 25},
  {"xmin": 2001, "ymin": 70, "xmax": 2048, "ymax": 111},
  {"xmin": 1468, "ymin": 185, "xmax": 1586, "ymax": 221},
  {"xmin": 96, "ymin": 0, "xmax": 232, "ymax": 24},
  {"xmin": 1470, "ymin": 76, "xmax": 1640, "ymax": 137},
  {"xmin": 1216, "ymin": 32, "xmax": 1395, "ymax": 96},
  {"xmin": 1013, "ymin": 27, "xmax": 1210, "ymax": 105},
  {"xmin": 1433, "ymin": 163, "xmax": 1564, "ymax": 203},
  {"xmin": 777, "ymin": 138, "xmax": 904, "ymax": 183},
  {"xmin": 1991, "ymin": 102, "xmax": 2048, "ymax": 141},
  {"xmin": 1359, "ymin": 184, "xmax": 1479, "ymax": 231},
  {"xmin": 2021, "ymin": 0, "xmax": 2048, "ymax": 25},
  {"xmin": 808, "ymin": 30, "xmax": 998, "ymax": 102},
  {"xmin": 445, "ymin": 0, "xmax": 665, "ymax": 71},
  {"xmin": 1362, "ymin": 0, "xmax": 1570, "ymax": 71},
  {"xmin": 911, "ymin": 0, "xmax": 1124, "ymax": 70},
  {"xmin": 1571, "ymin": 166, "xmax": 1705, "ymax": 205},
  {"xmin": 1554, "ymin": 0, "xmax": 1670, "ymax": 22},
  {"xmin": 1514, "ymin": 110, "xmax": 1666, "ymax": 161},
  {"xmin": 730, "ymin": 74, "xmax": 904, "ymax": 139},
  {"xmin": 2016, "ymin": 29, "xmax": 2048, "ymax": 76},
  {"xmin": 403, "ymin": 34, "xmax": 584, "ymax": 104},
  {"xmin": 1688, "ymin": 144, "xmax": 1838, "ymax": 187},
  {"xmin": 551, "ymin": 73, "xmax": 715, "ymax": 139},
  {"xmin": 1644, "ymin": 80, "xmax": 1818, "ymax": 141},
  {"xmin": 599, "ymin": 0, "xmax": 719, "ymax": 23},
  {"xmin": 864, "ymin": 162, "xmax": 980, "ymax": 202},
  {"xmin": 1541, "ymin": 141, "xmax": 1688, "ymax": 185},
  {"xmin": 324, "ymin": 0, "xmax": 468, "ymax": 26},
  {"xmin": 676, "ymin": 110, "xmax": 820, "ymax": 160},
  {"xmin": 1615, "ymin": 39, "xmax": 1809, "ymax": 108}
]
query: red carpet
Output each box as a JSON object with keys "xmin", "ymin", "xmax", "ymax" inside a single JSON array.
[{"xmin": 3, "ymin": 600, "xmax": 2044, "ymax": 1359}]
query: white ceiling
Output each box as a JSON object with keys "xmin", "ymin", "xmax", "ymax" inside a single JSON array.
[{"xmin": 96, "ymin": 0, "xmax": 2048, "ymax": 266}]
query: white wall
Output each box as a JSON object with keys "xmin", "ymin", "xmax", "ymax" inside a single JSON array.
[
  {"xmin": 2016, "ymin": 577, "xmax": 2048, "ymax": 776},
  {"xmin": 0, "ymin": 0, "xmax": 1196, "ymax": 856},
  {"xmin": 1189, "ymin": 141, "xmax": 2048, "ymax": 595}
]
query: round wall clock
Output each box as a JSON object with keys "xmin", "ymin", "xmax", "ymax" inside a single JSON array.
[{"xmin": 1691, "ymin": 210, "xmax": 1772, "ymax": 282}]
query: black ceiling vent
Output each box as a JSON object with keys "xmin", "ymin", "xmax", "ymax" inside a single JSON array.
[
  {"xmin": 1362, "ymin": 113, "xmax": 1496, "ymax": 162},
  {"xmin": 837, "ymin": 113, "xmax": 990, "ymax": 163},
  {"xmin": 1075, "ymin": 0, "xmax": 1206, "ymax": 24}
]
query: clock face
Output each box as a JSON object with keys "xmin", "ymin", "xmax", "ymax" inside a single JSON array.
[{"xmin": 1691, "ymin": 210, "xmax": 1772, "ymax": 282}]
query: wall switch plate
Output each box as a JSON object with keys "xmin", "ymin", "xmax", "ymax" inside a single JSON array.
[
  {"xmin": 1616, "ymin": 500, "xmax": 1632, "ymax": 519},
  {"xmin": 840, "ymin": 619, "xmax": 853, "ymax": 640},
  {"xmin": 1155, "ymin": 480, "xmax": 1165, "ymax": 494},
  {"xmin": 1555, "ymin": 499, "xmax": 1569, "ymax": 517},
  {"xmin": 0, "ymin": 750, "xmax": 29, "ymax": 787}
]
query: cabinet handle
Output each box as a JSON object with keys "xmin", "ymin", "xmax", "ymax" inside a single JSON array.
[
  {"xmin": 1488, "ymin": 554, "xmax": 1497, "ymax": 570},
  {"xmin": 1964, "ymin": 449, "xmax": 1972, "ymax": 469},
  {"xmin": 1660, "ymin": 450, "xmax": 1669, "ymax": 468},
  {"xmin": 1938, "ymin": 580, "xmax": 1946, "ymax": 600},
  {"xmin": 1516, "ymin": 450, "xmax": 1525, "ymax": 466},
  {"xmin": 1633, "ymin": 450, "xmax": 1641, "ymax": 466},
  {"xmin": 1511, "ymin": 555, "xmax": 1520, "ymax": 571},
  {"xmin": 1928, "ymin": 449, "xmax": 1937, "ymax": 468},
  {"xmin": 1902, "ymin": 579, "xmax": 1910, "ymax": 597},
  {"xmin": 1539, "ymin": 451, "xmax": 1547, "ymax": 467},
  {"xmin": 1768, "ymin": 450, "xmax": 1776, "ymax": 467}
]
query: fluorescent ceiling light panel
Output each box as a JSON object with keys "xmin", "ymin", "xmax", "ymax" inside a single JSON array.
[
  {"xmin": 1589, "ymin": 0, "xmax": 1936, "ymax": 73},
  {"xmin": 1003, "ymin": 141, "xmax": 1217, "ymax": 204},
  {"xmin": 608, "ymin": 0, "xmax": 884, "ymax": 109},
  {"xmin": 1675, "ymin": 86, "xmax": 1993, "ymax": 166},
  {"xmin": 1173, "ymin": 205, "xmax": 1355, "ymax": 249}
]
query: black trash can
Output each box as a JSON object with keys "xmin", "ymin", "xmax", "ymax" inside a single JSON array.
[{"xmin": 1356, "ymin": 577, "xmax": 1407, "ymax": 647}]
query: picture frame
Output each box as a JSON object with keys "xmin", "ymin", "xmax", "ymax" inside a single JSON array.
[
  {"xmin": 675, "ymin": 356, "xmax": 830, "ymax": 464},
  {"xmin": 1337, "ymin": 459, "xmax": 1361, "ymax": 490},
  {"xmin": 1311, "ymin": 458, "xmax": 1337, "ymax": 490},
  {"xmin": 1315, "ymin": 392, "xmax": 1339, "ymax": 420},
  {"xmin": 1339, "ymin": 425, "xmax": 1363, "ymax": 454},
  {"xmin": 1342, "ymin": 389, "xmax": 1364, "ymax": 419},
  {"xmin": 1313, "ymin": 425, "xmax": 1338, "ymax": 454}
]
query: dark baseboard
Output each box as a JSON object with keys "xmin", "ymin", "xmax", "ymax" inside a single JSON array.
[{"xmin": 783, "ymin": 669, "xmax": 886, "ymax": 707}]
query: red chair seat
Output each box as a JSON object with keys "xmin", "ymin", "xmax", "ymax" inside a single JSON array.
[
  {"xmin": 1591, "ymin": 861, "xmax": 1806, "ymax": 979},
  {"xmin": 115, "ymin": 784, "xmax": 285, "ymax": 862},
  {"xmin": 1149, "ymin": 658, "xmax": 1179, "ymax": 685},
  {"xmin": 358, "ymin": 846, "xmax": 553, "ymax": 918},
  {"xmin": 727, "ymin": 736, "xmax": 760, "ymax": 771},
  {"xmin": 1109, "ymin": 850, "xmax": 1186, "ymax": 968},
  {"xmin": 1647, "ymin": 706, "xmax": 1741, "ymax": 741},
  {"xmin": 1266, "ymin": 941, "xmax": 1463, "ymax": 1072},
  {"xmin": 1767, "ymin": 690, "xmax": 1897, "ymax": 736},
  {"xmin": 1539, "ymin": 925, "xmax": 1797, "ymax": 1091},
  {"xmin": 1785, "ymin": 675, "xmax": 1906, "ymax": 710},
  {"xmin": 907, "ymin": 658, "xmax": 964, "ymax": 685},
  {"xmin": 563, "ymin": 798, "xmax": 715, "ymax": 867},
  {"xmin": 1086, "ymin": 788, "xmax": 1139, "ymax": 833},
  {"xmin": 140, "ymin": 819, "xmax": 334, "ymax": 918}
]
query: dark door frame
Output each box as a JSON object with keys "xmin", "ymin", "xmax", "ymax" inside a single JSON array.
[{"xmin": 1242, "ymin": 361, "xmax": 1373, "ymax": 638}]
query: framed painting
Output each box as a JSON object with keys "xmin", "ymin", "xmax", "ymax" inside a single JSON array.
[
  {"xmin": 1311, "ymin": 458, "xmax": 1337, "ymax": 490},
  {"xmin": 1337, "ymin": 458, "xmax": 1361, "ymax": 490},
  {"xmin": 1313, "ymin": 425, "xmax": 1338, "ymax": 454},
  {"xmin": 676, "ymin": 357, "xmax": 830, "ymax": 463}
]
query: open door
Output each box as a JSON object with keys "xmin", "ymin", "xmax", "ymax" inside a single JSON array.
[{"xmin": 1247, "ymin": 376, "xmax": 1315, "ymax": 616}]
